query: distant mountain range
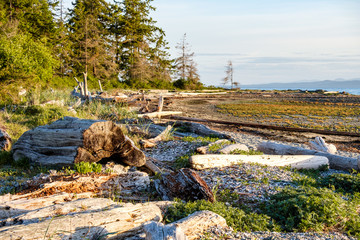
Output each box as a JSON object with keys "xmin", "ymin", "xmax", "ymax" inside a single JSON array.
[{"xmin": 241, "ymin": 79, "xmax": 360, "ymax": 90}]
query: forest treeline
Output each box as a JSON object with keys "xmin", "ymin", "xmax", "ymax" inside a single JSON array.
[{"xmin": 0, "ymin": 0, "xmax": 203, "ymax": 95}]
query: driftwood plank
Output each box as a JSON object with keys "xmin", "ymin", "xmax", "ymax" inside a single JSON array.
[
  {"xmin": 190, "ymin": 154, "xmax": 329, "ymax": 170},
  {"xmin": 257, "ymin": 141, "xmax": 360, "ymax": 171}
]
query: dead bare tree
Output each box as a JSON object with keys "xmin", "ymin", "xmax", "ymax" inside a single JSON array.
[{"xmin": 223, "ymin": 60, "xmax": 239, "ymax": 89}]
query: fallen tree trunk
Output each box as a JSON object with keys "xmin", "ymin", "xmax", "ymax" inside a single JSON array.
[
  {"xmin": 138, "ymin": 111, "xmax": 182, "ymax": 118},
  {"xmin": 0, "ymin": 202, "xmax": 162, "ymax": 240},
  {"xmin": 12, "ymin": 117, "xmax": 146, "ymax": 167},
  {"xmin": 0, "ymin": 192, "xmax": 94, "ymax": 219},
  {"xmin": 190, "ymin": 154, "xmax": 329, "ymax": 170},
  {"xmin": 257, "ymin": 141, "xmax": 360, "ymax": 171},
  {"xmin": 144, "ymin": 210, "xmax": 227, "ymax": 240},
  {"xmin": 140, "ymin": 125, "xmax": 173, "ymax": 148},
  {"xmin": 1, "ymin": 198, "xmax": 114, "ymax": 226},
  {"xmin": 167, "ymin": 116, "xmax": 360, "ymax": 137},
  {"xmin": 170, "ymin": 121, "xmax": 232, "ymax": 139}
]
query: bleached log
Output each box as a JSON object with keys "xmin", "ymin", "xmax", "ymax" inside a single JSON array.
[
  {"xmin": 157, "ymin": 95, "xmax": 164, "ymax": 112},
  {"xmin": 196, "ymin": 139, "xmax": 231, "ymax": 154},
  {"xmin": 190, "ymin": 154, "xmax": 329, "ymax": 170},
  {"xmin": 257, "ymin": 141, "xmax": 360, "ymax": 171},
  {"xmin": 309, "ymin": 136, "xmax": 337, "ymax": 154},
  {"xmin": 144, "ymin": 210, "xmax": 227, "ymax": 240},
  {"xmin": 138, "ymin": 111, "xmax": 182, "ymax": 118},
  {"xmin": 0, "ymin": 202, "xmax": 162, "ymax": 240},
  {"xmin": 140, "ymin": 125, "xmax": 173, "ymax": 148},
  {"xmin": 1, "ymin": 198, "xmax": 114, "ymax": 226},
  {"xmin": 0, "ymin": 192, "xmax": 94, "ymax": 219},
  {"xmin": 219, "ymin": 143, "xmax": 249, "ymax": 154},
  {"xmin": 12, "ymin": 117, "xmax": 146, "ymax": 167},
  {"xmin": 171, "ymin": 121, "xmax": 232, "ymax": 139},
  {"xmin": 173, "ymin": 210, "xmax": 228, "ymax": 240}
]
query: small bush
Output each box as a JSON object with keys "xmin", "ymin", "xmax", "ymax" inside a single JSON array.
[
  {"xmin": 0, "ymin": 151, "xmax": 13, "ymax": 166},
  {"xmin": 319, "ymin": 173, "xmax": 360, "ymax": 194},
  {"xmin": 74, "ymin": 162, "xmax": 102, "ymax": 174},
  {"xmin": 165, "ymin": 199, "xmax": 280, "ymax": 232},
  {"xmin": 264, "ymin": 186, "xmax": 360, "ymax": 236}
]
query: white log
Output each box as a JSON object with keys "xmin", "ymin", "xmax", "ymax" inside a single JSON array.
[
  {"xmin": 0, "ymin": 192, "xmax": 94, "ymax": 219},
  {"xmin": 1, "ymin": 198, "xmax": 114, "ymax": 226},
  {"xmin": 309, "ymin": 136, "xmax": 337, "ymax": 154},
  {"xmin": 138, "ymin": 111, "xmax": 182, "ymax": 118},
  {"xmin": 190, "ymin": 154, "xmax": 329, "ymax": 170},
  {"xmin": 257, "ymin": 141, "xmax": 359, "ymax": 171},
  {"xmin": 219, "ymin": 143, "xmax": 249, "ymax": 154},
  {"xmin": 0, "ymin": 202, "xmax": 162, "ymax": 240}
]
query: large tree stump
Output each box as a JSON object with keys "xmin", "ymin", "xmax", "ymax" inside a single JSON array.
[
  {"xmin": 12, "ymin": 117, "xmax": 146, "ymax": 167},
  {"xmin": 155, "ymin": 168, "xmax": 215, "ymax": 202}
]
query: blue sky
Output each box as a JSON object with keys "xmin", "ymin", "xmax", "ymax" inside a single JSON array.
[{"xmin": 64, "ymin": 0, "xmax": 360, "ymax": 86}]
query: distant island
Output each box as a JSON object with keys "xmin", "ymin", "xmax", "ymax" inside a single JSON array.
[{"xmin": 241, "ymin": 79, "xmax": 360, "ymax": 90}]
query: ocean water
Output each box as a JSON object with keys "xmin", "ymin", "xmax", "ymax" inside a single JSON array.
[{"xmin": 243, "ymin": 87, "xmax": 360, "ymax": 95}]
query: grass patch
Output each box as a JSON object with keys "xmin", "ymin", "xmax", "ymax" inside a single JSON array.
[
  {"xmin": 319, "ymin": 173, "xmax": 360, "ymax": 194},
  {"xmin": 165, "ymin": 199, "xmax": 281, "ymax": 232},
  {"xmin": 74, "ymin": 162, "xmax": 102, "ymax": 174},
  {"xmin": 230, "ymin": 149, "xmax": 263, "ymax": 155}
]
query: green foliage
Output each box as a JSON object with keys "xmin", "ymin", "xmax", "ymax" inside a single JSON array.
[
  {"xmin": 74, "ymin": 162, "xmax": 102, "ymax": 174},
  {"xmin": 0, "ymin": 151, "xmax": 13, "ymax": 166},
  {"xmin": 230, "ymin": 149, "xmax": 263, "ymax": 155},
  {"xmin": 173, "ymin": 154, "xmax": 193, "ymax": 169},
  {"xmin": 0, "ymin": 32, "xmax": 58, "ymax": 85},
  {"xmin": 165, "ymin": 199, "xmax": 280, "ymax": 232},
  {"xmin": 181, "ymin": 136, "xmax": 220, "ymax": 144},
  {"xmin": 319, "ymin": 173, "xmax": 360, "ymax": 194},
  {"xmin": 264, "ymin": 186, "xmax": 360, "ymax": 236}
]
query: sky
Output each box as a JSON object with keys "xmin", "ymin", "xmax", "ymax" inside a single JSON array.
[{"xmin": 63, "ymin": 0, "xmax": 360, "ymax": 86}]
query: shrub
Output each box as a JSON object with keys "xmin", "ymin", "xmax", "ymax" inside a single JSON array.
[
  {"xmin": 319, "ymin": 173, "xmax": 360, "ymax": 194},
  {"xmin": 165, "ymin": 199, "xmax": 280, "ymax": 232},
  {"xmin": 74, "ymin": 162, "xmax": 102, "ymax": 174},
  {"xmin": 264, "ymin": 186, "xmax": 360, "ymax": 236}
]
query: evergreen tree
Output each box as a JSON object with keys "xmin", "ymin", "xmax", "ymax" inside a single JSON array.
[
  {"xmin": 174, "ymin": 33, "xmax": 201, "ymax": 89},
  {"xmin": 67, "ymin": 0, "xmax": 117, "ymax": 83},
  {"xmin": 115, "ymin": 0, "xmax": 172, "ymax": 88}
]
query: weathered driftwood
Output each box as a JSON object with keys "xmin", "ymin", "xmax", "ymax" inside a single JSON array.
[
  {"xmin": 172, "ymin": 121, "xmax": 232, "ymax": 139},
  {"xmin": 143, "ymin": 158, "xmax": 163, "ymax": 174},
  {"xmin": 145, "ymin": 210, "xmax": 228, "ymax": 240},
  {"xmin": 190, "ymin": 154, "xmax": 329, "ymax": 170},
  {"xmin": 144, "ymin": 222, "xmax": 186, "ymax": 240},
  {"xmin": 257, "ymin": 141, "xmax": 360, "ymax": 171},
  {"xmin": 12, "ymin": 117, "xmax": 146, "ymax": 167},
  {"xmin": 155, "ymin": 168, "xmax": 215, "ymax": 202},
  {"xmin": 0, "ymin": 192, "xmax": 94, "ymax": 219},
  {"xmin": 140, "ymin": 125, "xmax": 173, "ymax": 148},
  {"xmin": 1, "ymin": 198, "xmax": 114, "ymax": 226},
  {"xmin": 157, "ymin": 95, "xmax": 164, "ymax": 112},
  {"xmin": 196, "ymin": 139, "xmax": 231, "ymax": 154},
  {"xmin": 0, "ymin": 202, "xmax": 162, "ymax": 240},
  {"xmin": 309, "ymin": 136, "xmax": 337, "ymax": 154},
  {"xmin": 0, "ymin": 126, "xmax": 11, "ymax": 151},
  {"xmin": 219, "ymin": 143, "xmax": 249, "ymax": 154},
  {"xmin": 138, "ymin": 111, "xmax": 183, "ymax": 118}
]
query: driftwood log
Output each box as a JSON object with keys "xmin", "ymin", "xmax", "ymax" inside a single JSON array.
[
  {"xmin": 190, "ymin": 154, "xmax": 329, "ymax": 170},
  {"xmin": 0, "ymin": 126, "xmax": 11, "ymax": 151},
  {"xmin": 138, "ymin": 111, "xmax": 183, "ymax": 118},
  {"xmin": 140, "ymin": 125, "xmax": 173, "ymax": 148},
  {"xmin": 12, "ymin": 117, "xmax": 146, "ymax": 167},
  {"xmin": 144, "ymin": 210, "xmax": 228, "ymax": 240},
  {"xmin": 196, "ymin": 139, "xmax": 231, "ymax": 154},
  {"xmin": 309, "ymin": 136, "xmax": 337, "ymax": 154},
  {"xmin": 155, "ymin": 168, "xmax": 215, "ymax": 202},
  {"xmin": 257, "ymin": 141, "xmax": 360, "ymax": 171},
  {"xmin": 171, "ymin": 121, "xmax": 232, "ymax": 139},
  {"xmin": 0, "ymin": 201, "xmax": 162, "ymax": 240}
]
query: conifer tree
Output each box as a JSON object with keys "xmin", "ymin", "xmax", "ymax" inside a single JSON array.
[
  {"xmin": 115, "ymin": 0, "xmax": 172, "ymax": 88},
  {"xmin": 174, "ymin": 33, "xmax": 201, "ymax": 89},
  {"xmin": 67, "ymin": 0, "xmax": 117, "ymax": 83}
]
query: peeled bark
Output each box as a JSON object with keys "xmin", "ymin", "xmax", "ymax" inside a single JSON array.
[
  {"xmin": 190, "ymin": 154, "xmax": 329, "ymax": 170},
  {"xmin": 12, "ymin": 117, "xmax": 146, "ymax": 167},
  {"xmin": 257, "ymin": 141, "xmax": 360, "ymax": 171}
]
